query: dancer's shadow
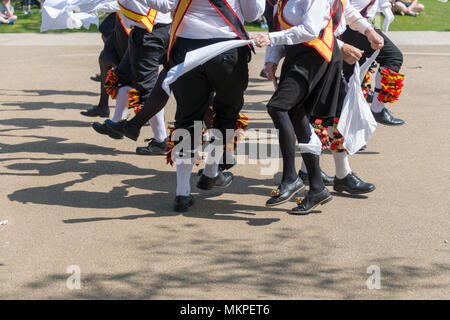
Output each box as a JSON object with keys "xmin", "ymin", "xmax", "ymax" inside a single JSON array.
[
  {"xmin": 23, "ymin": 89, "xmax": 98, "ymax": 97},
  {"xmin": 1, "ymin": 101, "xmax": 92, "ymax": 111},
  {"xmin": 0, "ymin": 89, "xmax": 98, "ymax": 97},
  {"xmin": 6, "ymin": 158, "xmax": 281, "ymax": 226},
  {"xmin": 0, "ymin": 134, "xmax": 134, "ymax": 156},
  {"xmin": 0, "ymin": 118, "xmax": 89, "ymax": 132}
]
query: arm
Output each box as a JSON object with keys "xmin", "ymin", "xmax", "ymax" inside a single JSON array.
[
  {"xmin": 90, "ymin": 1, "xmax": 120, "ymax": 13},
  {"xmin": 239, "ymin": 0, "xmax": 265, "ymax": 22},
  {"xmin": 2, "ymin": 0, "xmax": 13, "ymax": 17},
  {"xmin": 137, "ymin": 0, "xmax": 175, "ymax": 13},
  {"xmin": 269, "ymin": 0, "xmax": 329, "ymax": 46},
  {"xmin": 344, "ymin": 3, "xmax": 371, "ymax": 34}
]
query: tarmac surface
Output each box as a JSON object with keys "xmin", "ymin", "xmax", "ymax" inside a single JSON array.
[{"xmin": 0, "ymin": 33, "xmax": 449, "ymax": 299}]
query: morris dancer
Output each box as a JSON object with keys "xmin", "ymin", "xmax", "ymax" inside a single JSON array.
[
  {"xmin": 81, "ymin": 12, "xmax": 129, "ymax": 118},
  {"xmin": 342, "ymin": 0, "xmax": 405, "ymax": 126},
  {"xmin": 138, "ymin": 0, "xmax": 265, "ymax": 212},
  {"xmin": 91, "ymin": 0, "xmax": 171, "ymax": 155},
  {"xmin": 253, "ymin": 0, "xmax": 343, "ymax": 214},
  {"xmin": 299, "ymin": 0, "xmax": 383, "ymax": 195}
]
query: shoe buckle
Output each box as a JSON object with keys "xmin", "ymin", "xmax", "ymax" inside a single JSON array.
[
  {"xmin": 271, "ymin": 189, "xmax": 280, "ymax": 197},
  {"xmin": 295, "ymin": 197, "xmax": 305, "ymax": 206}
]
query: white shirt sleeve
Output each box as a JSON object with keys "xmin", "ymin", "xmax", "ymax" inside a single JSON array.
[
  {"xmin": 268, "ymin": 0, "xmax": 329, "ymax": 47},
  {"xmin": 379, "ymin": 0, "xmax": 394, "ymax": 32},
  {"xmin": 140, "ymin": 0, "xmax": 175, "ymax": 13},
  {"xmin": 92, "ymin": 1, "xmax": 120, "ymax": 13},
  {"xmin": 239, "ymin": 0, "xmax": 266, "ymax": 22},
  {"xmin": 265, "ymin": 45, "xmax": 286, "ymax": 64},
  {"xmin": 344, "ymin": 3, "xmax": 371, "ymax": 34},
  {"xmin": 336, "ymin": 38, "xmax": 344, "ymax": 50}
]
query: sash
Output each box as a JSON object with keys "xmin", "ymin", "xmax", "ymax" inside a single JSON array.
[
  {"xmin": 332, "ymin": 0, "xmax": 346, "ymax": 32},
  {"xmin": 167, "ymin": 0, "xmax": 252, "ymax": 62},
  {"xmin": 117, "ymin": 11, "xmax": 131, "ymax": 35},
  {"xmin": 275, "ymin": 0, "xmax": 345, "ymax": 63},
  {"xmin": 360, "ymin": 0, "xmax": 376, "ymax": 18},
  {"xmin": 118, "ymin": 1, "xmax": 158, "ymax": 33}
]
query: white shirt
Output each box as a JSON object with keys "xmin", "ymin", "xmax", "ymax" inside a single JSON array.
[
  {"xmin": 268, "ymin": 0, "xmax": 331, "ymax": 47},
  {"xmin": 266, "ymin": 0, "xmax": 374, "ymax": 64},
  {"xmin": 335, "ymin": 2, "xmax": 372, "ymax": 49},
  {"xmin": 140, "ymin": 0, "xmax": 265, "ymax": 39},
  {"xmin": 92, "ymin": 0, "xmax": 172, "ymax": 27},
  {"xmin": 350, "ymin": 0, "xmax": 379, "ymax": 20}
]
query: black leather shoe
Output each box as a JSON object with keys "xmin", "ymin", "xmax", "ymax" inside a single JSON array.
[
  {"xmin": 90, "ymin": 73, "xmax": 101, "ymax": 82},
  {"xmin": 174, "ymin": 195, "xmax": 194, "ymax": 212},
  {"xmin": 92, "ymin": 122, "xmax": 123, "ymax": 139},
  {"xmin": 260, "ymin": 68, "xmax": 267, "ymax": 79},
  {"xmin": 197, "ymin": 171, "xmax": 233, "ymax": 190},
  {"xmin": 366, "ymin": 90, "xmax": 374, "ymax": 103},
  {"xmin": 298, "ymin": 169, "xmax": 334, "ymax": 186},
  {"xmin": 334, "ymin": 172, "xmax": 376, "ymax": 194},
  {"xmin": 372, "ymin": 108, "xmax": 405, "ymax": 126},
  {"xmin": 81, "ymin": 105, "xmax": 110, "ymax": 118},
  {"xmin": 266, "ymin": 177, "xmax": 305, "ymax": 207},
  {"xmin": 136, "ymin": 138, "xmax": 169, "ymax": 155},
  {"xmin": 104, "ymin": 119, "xmax": 140, "ymax": 141},
  {"xmin": 288, "ymin": 188, "xmax": 333, "ymax": 215}
]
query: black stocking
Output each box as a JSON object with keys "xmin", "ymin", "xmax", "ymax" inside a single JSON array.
[
  {"xmin": 289, "ymin": 106, "xmax": 325, "ymax": 194},
  {"xmin": 98, "ymin": 57, "xmax": 112, "ymax": 109},
  {"xmin": 267, "ymin": 107, "xmax": 298, "ymax": 185}
]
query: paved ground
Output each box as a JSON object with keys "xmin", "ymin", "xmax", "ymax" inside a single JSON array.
[{"xmin": 0, "ymin": 33, "xmax": 449, "ymax": 299}]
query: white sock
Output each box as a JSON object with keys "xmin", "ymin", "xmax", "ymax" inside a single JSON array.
[
  {"xmin": 148, "ymin": 108, "xmax": 167, "ymax": 142},
  {"xmin": 112, "ymin": 86, "xmax": 132, "ymax": 122},
  {"xmin": 371, "ymin": 71, "xmax": 385, "ymax": 113},
  {"xmin": 176, "ymin": 160, "xmax": 194, "ymax": 196},
  {"xmin": 333, "ymin": 152, "xmax": 352, "ymax": 179},
  {"xmin": 203, "ymin": 146, "xmax": 219, "ymax": 178}
]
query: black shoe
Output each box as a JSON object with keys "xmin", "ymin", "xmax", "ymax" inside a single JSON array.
[
  {"xmin": 92, "ymin": 122, "xmax": 123, "ymax": 139},
  {"xmin": 260, "ymin": 68, "xmax": 267, "ymax": 79},
  {"xmin": 288, "ymin": 188, "xmax": 333, "ymax": 215},
  {"xmin": 197, "ymin": 171, "xmax": 233, "ymax": 190},
  {"xmin": 90, "ymin": 73, "xmax": 101, "ymax": 82},
  {"xmin": 372, "ymin": 108, "xmax": 405, "ymax": 126},
  {"xmin": 333, "ymin": 172, "xmax": 376, "ymax": 194},
  {"xmin": 136, "ymin": 138, "xmax": 169, "ymax": 155},
  {"xmin": 298, "ymin": 169, "xmax": 334, "ymax": 186},
  {"xmin": 366, "ymin": 90, "xmax": 374, "ymax": 103},
  {"xmin": 266, "ymin": 177, "xmax": 306, "ymax": 207},
  {"xmin": 81, "ymin": 105, "xmax": 110, "ymax": 118},
  {"xmin": 104, "ymin": 119, "xmax": 140, "ymax": 141},
  {"xmin": 358, "ymin": 144, "xmax": 367, "ymax": 152},
  {"xmin": 174, "ymin": 195, "xmax": 194, "ymax": 212}
]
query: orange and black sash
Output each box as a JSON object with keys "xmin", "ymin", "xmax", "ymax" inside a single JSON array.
[
  {"xmin": 167, "ymin": 0, "xmax": 253, "ymax": 62},
  {"xmin": 275, "ymin": 0, "xmax": 345, "ymax": 62},
  {"xmin": 332, "ymin": 0, "xmax": 346, "ymax": 32},
  {"xmin": 116, "ymin": 11, "xmax": 131, "ymax": 36},
  {"xmin": 118, "ymin": 1, "xmax": 158, "ymax": 33},
  {"xmin": 360, "ymin": 0, "xmax": 376, "ymax": 17}
]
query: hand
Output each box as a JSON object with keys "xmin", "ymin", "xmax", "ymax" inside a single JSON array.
[
  {"xmin": 365, "ymin": 28, "xmax": 384, "ymax": 50},
  {"xmin": 264, "ymin": 62, "xmax": 278, "ymax": 81},
  {"xmin": 341, "ymin": 43, "xmax": 364, "ymax": 65},
  {"xmin": 252, "ymin": 33, "xmax": 271, "ymax": 48}
]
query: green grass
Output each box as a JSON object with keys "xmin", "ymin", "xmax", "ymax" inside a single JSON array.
[
  {"xmin": 1, "ymin": 0, "xmax": 449, "ymax": 33},
  {"xmin": 380, "ymin": 0, "xmax": 450, "ymax": 31}
]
